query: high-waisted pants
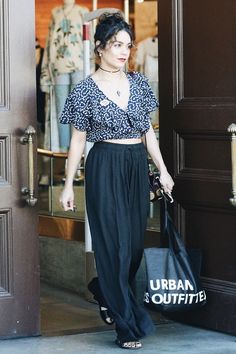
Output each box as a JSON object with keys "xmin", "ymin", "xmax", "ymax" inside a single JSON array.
[{"xmin": 85, "ymin": 142, "xmax": 155, "ymax": 342}]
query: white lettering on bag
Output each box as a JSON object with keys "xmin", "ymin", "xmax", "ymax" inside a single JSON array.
[
  {"xmin": 148, "ymin": 290, "xmax": 206, "ymax": 305},
  {"xmin": 150, "ymin": 279, "xmax": 194, "ymax": 291},
  {"xmin": 145, "ymin": 278, "xmax": 207, "ymax": 306}
]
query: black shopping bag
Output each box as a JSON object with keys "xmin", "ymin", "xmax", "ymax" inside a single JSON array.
[{"xmin": 144, "ymin": 205, "xmax": 206, "ymax": 312}]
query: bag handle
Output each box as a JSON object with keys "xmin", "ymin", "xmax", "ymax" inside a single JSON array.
[
  {"xmin": 144, "ymin": 134, "xmax": 174, "ymax": 203},
  {"xmin": 162, "ymin": 199, "xmax": 187, "ymax": 253}
]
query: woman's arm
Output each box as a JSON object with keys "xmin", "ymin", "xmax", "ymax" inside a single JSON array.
[
  {"xmin": 146, "ymin": 125, "xmax": 174, "ymax": 193},
  {"xmin": 60, "ymin": 127, "xmax": 86, "ymax": 211}
]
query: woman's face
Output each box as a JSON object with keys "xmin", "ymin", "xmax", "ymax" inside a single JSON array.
[{"xmin": 99, "ymin": 30, "xmax": 132, "ymax": 71}]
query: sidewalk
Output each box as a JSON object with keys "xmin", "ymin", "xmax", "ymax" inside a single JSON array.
[{"xmin": 0, "ymin": 322, "xmax": 235, "ymax": 354}]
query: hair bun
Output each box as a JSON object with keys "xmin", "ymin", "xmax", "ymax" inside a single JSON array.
[
  {"xmin": 98, "ymin": 12, "xmax": 124, "ymax": 25},
  {"xmin": 94, "ymin": 11, "xmax": 134, "ymax": 57}
]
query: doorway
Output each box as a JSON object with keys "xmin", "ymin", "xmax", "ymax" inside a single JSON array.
[
  {"xmin": 158, "ymin": 0, "xmax": 236, "ymax": 335},
  {"xmin": 35, "ymin": 0, "xmax": 161, "ymax": 336}
]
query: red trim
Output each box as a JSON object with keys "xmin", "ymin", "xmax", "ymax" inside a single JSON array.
[{"xmin": 83, "ymin": 23, "xmax": 90, "ymax": 40}]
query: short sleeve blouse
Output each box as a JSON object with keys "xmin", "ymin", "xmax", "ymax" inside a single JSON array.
[{"xmin": 60, "ymin": 71, "xmax": 159, "ymax": 142}]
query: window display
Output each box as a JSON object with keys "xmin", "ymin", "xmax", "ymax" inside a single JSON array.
[
  {"xmin": 36, "ymin": 1, "xmax": 160, "ymax": 232},
  {"xmin": 40, "ymin": 0, "xmax": 90, "ymax": 152}
]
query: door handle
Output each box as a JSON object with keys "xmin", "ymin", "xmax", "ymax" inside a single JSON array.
[
  {"xmin": 20, "ymin": 125, "xmax": 38, "ymax": 207},
  {"xmin": 228, "ymin": 123, "xmax": 236, "ymax": 207}
]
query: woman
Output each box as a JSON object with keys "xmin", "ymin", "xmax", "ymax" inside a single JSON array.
[{"xmin": 60, "ymin": 12, "xmax": 174, "ymax": 350}]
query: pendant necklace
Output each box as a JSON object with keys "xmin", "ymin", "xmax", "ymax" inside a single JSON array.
[{"xmin": 99, "ymin": 66, "xmax": 122, "ymax": 96}]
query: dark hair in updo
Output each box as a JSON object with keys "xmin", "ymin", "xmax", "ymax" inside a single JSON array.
[{"xmin": 94, "ymin": 12, "xmax": 135, "ymax": 57}]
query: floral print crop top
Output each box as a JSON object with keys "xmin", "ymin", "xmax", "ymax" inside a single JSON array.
[{"xmin": 60, "ymin": 72, "xmax": 159, "ymax": 142}]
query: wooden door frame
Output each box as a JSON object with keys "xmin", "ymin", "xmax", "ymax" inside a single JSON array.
[{"xmin": 0, "ymin": 0, "xmax": 40, "ymax": 338}]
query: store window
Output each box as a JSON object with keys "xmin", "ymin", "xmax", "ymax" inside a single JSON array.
[{"xmin": 36, "ymin": 0, "xmax": 159, "ymax": 231}]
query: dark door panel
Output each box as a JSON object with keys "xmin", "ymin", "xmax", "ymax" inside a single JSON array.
[
  {"xmin": 159, "ymin": 0, "xmax": 236, "ymax": 334},
  {"xmin": 0, "ymin": 0, "xmax": 40, "ymax": 338}
]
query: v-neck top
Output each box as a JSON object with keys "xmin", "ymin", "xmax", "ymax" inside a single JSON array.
[{"xmin": 60, "ymin": 71, "xmax": 159, "ymax": 142}]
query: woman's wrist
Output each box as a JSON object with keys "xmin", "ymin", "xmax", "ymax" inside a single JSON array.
[
  {"xmin": 64, "ymin": 179, "xmax": 73, "ymax": 189},
  {"xmin": 158, "ymin": 163, "xmax": 168, "ymax": 175}
]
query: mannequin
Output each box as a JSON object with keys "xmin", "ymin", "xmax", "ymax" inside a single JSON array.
[
  {"xmin": 40, "ymin": 0, "xmax": 90, "ymax": 152},
  {"xmin": 135, "ymin": 26, "xmax": 159, "ymax": 127},
  {"xmin": 135, "ymin": 36, "xmax": 158, "ymax": 82}
]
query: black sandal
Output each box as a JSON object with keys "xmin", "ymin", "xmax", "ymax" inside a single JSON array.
[
  {"xmin": 99, "ymin": 306, "xmax": 114, "ymax": 325},
  {"xmin": 88, "ymin": 277, "xmax": 114, "ymax": 326},
  {"xmin": 115, "ymin": 339, "xmax": 142, "ymax": 350}
]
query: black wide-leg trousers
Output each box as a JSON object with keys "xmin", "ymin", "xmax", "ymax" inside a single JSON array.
[{"xmin": 85, "ymin": 142, "xmax": 155, "ymax": 342}]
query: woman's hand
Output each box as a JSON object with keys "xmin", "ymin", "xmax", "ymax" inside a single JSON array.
[
  {"xmin": 159, "ymin": 170, "xmax": 175, "ymax": 195},
  {"xmin": 60, "ymin": 186, "xmax": 75, "ymax": 211},
  {"xmin": 58, "ymin": 128, "xmax": 86, "ymax": 212},
  {"xmin": 145, "ymin": 126, "xmax": 175, "ymax": 194},
  {"xmin": 145, "ymin": 126, "xmax": 174, "ymax": 194}
]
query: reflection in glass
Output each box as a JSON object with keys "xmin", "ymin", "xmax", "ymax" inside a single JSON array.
[
  {"xmin": 38, "ymin": 149, "xmax": 85, "ymax": 220},
  {"xmin": 36, "ymin": 1, "xmax": 160, "ymax": 231}
]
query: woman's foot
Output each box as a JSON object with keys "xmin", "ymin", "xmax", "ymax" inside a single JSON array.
[
  {"xmin": 115, "ymin": 339, "xmax": 142, "ymax": 350},
  {"xmin": 88, "ymin": 278, "xmax": 114, "ymax": 326},
  {"xmin": 100, "ymin": 306, "xmax": 114, "ymax": 325}
]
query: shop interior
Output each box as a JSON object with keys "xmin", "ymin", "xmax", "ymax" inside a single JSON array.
[{"xmin": 36, "ymin": 0, "xmax": 162, "ymax": 335}]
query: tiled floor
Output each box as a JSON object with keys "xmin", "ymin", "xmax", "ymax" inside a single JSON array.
[
  {"xmin": 40, "ymin": 282, "xmax": 110, "ymax": 336},
  {"xmin": 1, "ymin": 322, "xmax": 236, "ymax": 354},
  {"xmin": 0, "ymin": 283, "xmax": 235, "ymax": 353},
  {"xmin": 40, "ymin": 282, "xmax": 167, "ymax": 336}
]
